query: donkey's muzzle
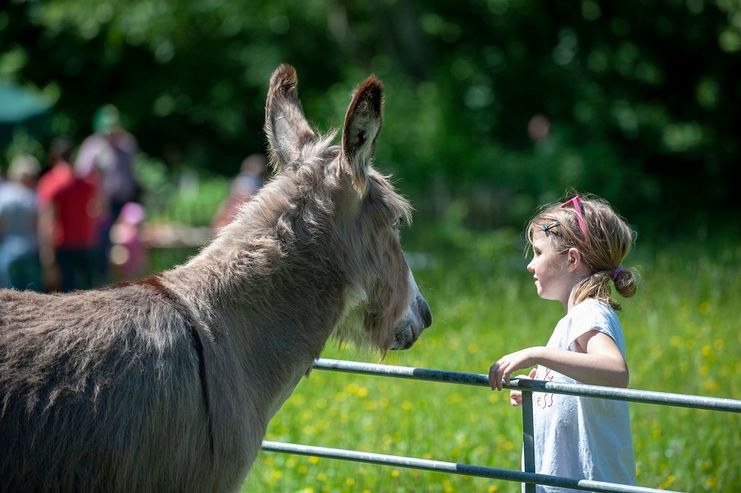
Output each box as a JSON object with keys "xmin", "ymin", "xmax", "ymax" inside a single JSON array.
[{"xmin": 391, "ymin": 294, "xmax": 432, "ymax": 350}]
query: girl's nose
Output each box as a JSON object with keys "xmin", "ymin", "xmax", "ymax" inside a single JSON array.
[{"xmin": 527, "ymin": 260, "xmax": 535, "ymax": 273}]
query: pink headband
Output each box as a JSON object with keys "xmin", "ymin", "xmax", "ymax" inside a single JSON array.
[
  {"xmin": 560, "ymin": 195, "xmax": 590, "ymax": 247},
  {"xmin": 612, "ymin": 266, "xmax": 623, "ymax": 281}
]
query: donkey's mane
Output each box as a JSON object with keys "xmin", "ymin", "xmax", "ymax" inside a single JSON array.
[{"xmin": 209, "ymin": 128, "xmax": 412, "ymax": 268}]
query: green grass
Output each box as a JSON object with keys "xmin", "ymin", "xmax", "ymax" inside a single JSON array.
[{"xmin": 150, "ymin": 231, "xmax": 740, "ymax": 492}]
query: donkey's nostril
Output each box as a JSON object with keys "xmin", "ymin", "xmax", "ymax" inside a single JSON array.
[{"xmin": 418, "ymin": 295, "xmax": 432, "ymax": 328}]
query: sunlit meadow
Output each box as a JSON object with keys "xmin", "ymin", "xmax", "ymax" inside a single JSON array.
[{"xmin": 228, "ymin": 226, "xmax": 739, "ymax": 493}]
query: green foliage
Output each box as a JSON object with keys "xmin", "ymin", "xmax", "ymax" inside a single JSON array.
[
  {"xmin": 164, "ymin": 176, "xmax": 228, "ymax": 227},
  {"xmin": 134, "ymin": 153, "xmax": 229, "ymax": 227},
  {"xmin": 2, "ymin": 1, "xmax": 740, "ymax": 233},
  {"xmin": 2, "ymin": 129, "xmax": 46, "ymax": 166}
]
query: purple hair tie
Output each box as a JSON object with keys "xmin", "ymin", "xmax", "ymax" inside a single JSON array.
[{"xmin": 612, "ymin": 266, "xmax": 624, "ymax": 281}]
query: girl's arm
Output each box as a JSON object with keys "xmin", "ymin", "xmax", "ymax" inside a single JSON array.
[{"xmin": 488, "ymin": 330, "xmax": 629, "ymax": 391}]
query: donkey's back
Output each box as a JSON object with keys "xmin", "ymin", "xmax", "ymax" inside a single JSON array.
[{"xmin": 0, "ymin": 283, "xmax": 243, "ymax": 492}]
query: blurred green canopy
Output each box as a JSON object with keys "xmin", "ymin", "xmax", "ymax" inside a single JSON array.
[{"xmin": 1, "ymin": 1, "xmax": 739, "ymax": 233}]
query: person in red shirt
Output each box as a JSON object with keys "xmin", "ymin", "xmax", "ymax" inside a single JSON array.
[{"xmin": 37, "ymin": 138, "xmax": 99, "ymax": 292}]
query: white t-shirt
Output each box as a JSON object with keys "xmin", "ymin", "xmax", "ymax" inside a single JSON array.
[{"xmin": 530, "ymin": 298, "xmax": 636, "ymax": 492}]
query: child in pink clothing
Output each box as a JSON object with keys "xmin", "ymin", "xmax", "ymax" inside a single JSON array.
[{"xmin": 109, "ymin": 202, "xmax": 148, "ymax": 280}]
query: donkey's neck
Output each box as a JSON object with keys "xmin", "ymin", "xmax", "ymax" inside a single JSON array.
[
  {"xmin": 161, "ymin": 180, "xmax": 350, "ymax": 411},
  {"xmin": 175, "ymin": 229, "xmax": 345, "ymax": 345}
]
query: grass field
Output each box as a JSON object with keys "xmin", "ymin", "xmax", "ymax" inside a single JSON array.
[{"xmin": 151, "ymin": 228, "xmax": 740, "ymax": 492}]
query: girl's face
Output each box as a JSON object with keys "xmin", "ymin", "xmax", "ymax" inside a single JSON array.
[{"xmin": 527, "ymin": 230, "xmax": 573, "ymax": 307}]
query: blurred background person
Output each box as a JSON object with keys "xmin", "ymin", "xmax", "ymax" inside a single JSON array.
[
  {"xmin": 37, "ymin": 138, "xmax": 98, "ymax": 292},
  {"xmin": 0, "ymin": 154, "xmax": 43, "ymax": 291},
  {"xmin": 75, "ymin": 104, "xmax": 140, "ymax": 285},
  {"xmin": 211, "ymin": 153, "xmax": 267, "ymax": 232},
  {"xmin": 109, "ymin": 201, "xmax": 148, "ymax": 280}
]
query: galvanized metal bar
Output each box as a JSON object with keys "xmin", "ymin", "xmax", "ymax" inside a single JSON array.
[
  {"xmin": 522, "ymin": 392, "xmax": 536, "ymax": 493},
  {"xmin": 313, "ymin": 358, "xmax": 741, "ymax": 413},
  {"xmin": 262, "ymin": 441, "xmax": 682, "ymax": 493},
  {"xmin": 508, "ymin": 378, "xmax": 741, "ymax": 412},
  {"xmin": 314, "ymin": 358, "xmax": 489, "ymax": 386}
]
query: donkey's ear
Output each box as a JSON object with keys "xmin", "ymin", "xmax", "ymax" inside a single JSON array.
[
  {"xmin": 341, "ymin": 75, "xmax": 383, "ymax": 196},
  {"xmin": 264, "ymin": 64, "xmax": 317, "ymax": 171}
]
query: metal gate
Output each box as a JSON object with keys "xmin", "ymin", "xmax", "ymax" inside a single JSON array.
[{"xmin": 262, "ymin": 358, "xmax": 741, "ymax": 493}]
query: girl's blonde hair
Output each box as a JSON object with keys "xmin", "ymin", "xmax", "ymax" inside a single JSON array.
[{"xmin": 526, "ymin": 193, "xmax": 638, "ymax": 310}]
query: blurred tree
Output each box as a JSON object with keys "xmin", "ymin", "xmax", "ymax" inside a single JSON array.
[{"xmin": 1, "ymin": 0, "xmax": 739, "ymax": 232}]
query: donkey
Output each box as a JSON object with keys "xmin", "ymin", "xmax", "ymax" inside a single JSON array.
[{"xmin": 0, "ymin": 64, "xmax": 432, "ymax": 493}]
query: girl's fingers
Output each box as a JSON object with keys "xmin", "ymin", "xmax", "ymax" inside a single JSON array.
[
  {"xmin": 500, "ymin": 364, "xmax": 509, "ymax": 389},
  {"xmin": 488, "ymin": 364, "xmax": 501, "ymax": 390},
  {"xmin": 489, "ymin": 359, "xmax": 516, "ymax": 391},
  {"xmin": 501, "ymin": 361, "xmax": 512, "ymax": 388},
  {"xmin": 496, "ymin": 368, "xmax": 504, "ymax": 390},
  {"xmin": 496, "ymin": 361, "xmax": 504, "ymax": 387}
]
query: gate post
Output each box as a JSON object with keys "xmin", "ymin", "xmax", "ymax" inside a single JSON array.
[{"xmin": 522, "ymin": 391, "xmax": 536, "ymax": 493}]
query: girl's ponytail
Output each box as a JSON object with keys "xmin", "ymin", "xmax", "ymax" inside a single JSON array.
[{"xmin": 613, "ymin": 266, "xmax": 637, "ymax": 299}]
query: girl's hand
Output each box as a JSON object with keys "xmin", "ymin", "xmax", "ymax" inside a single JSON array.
[
  {"xmin": 509, "ymin": 368, "xmax": 537, "ymax": 406},
  {"xmin": 488, "ymin": 347, "xmax": 542, "ymax": 391}
]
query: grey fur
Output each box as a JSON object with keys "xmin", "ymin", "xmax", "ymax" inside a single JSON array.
[{"xmin": 0, "ymin": 64, "xmax": 431, "ymax": 493}]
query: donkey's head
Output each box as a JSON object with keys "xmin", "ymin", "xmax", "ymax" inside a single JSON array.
[{"xmin": 264, "ymin": 64, "xmax": 431, "ymax": 351}]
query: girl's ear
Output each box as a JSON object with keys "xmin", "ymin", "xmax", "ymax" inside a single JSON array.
[{"xmin": 567, "ymin": 248, "xmax": 582, "ymax": 271}]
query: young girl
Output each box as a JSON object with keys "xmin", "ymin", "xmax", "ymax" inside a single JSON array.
[{"xmin": 488, "ymin": 193, "xmax": 637, "ymax": 491}]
